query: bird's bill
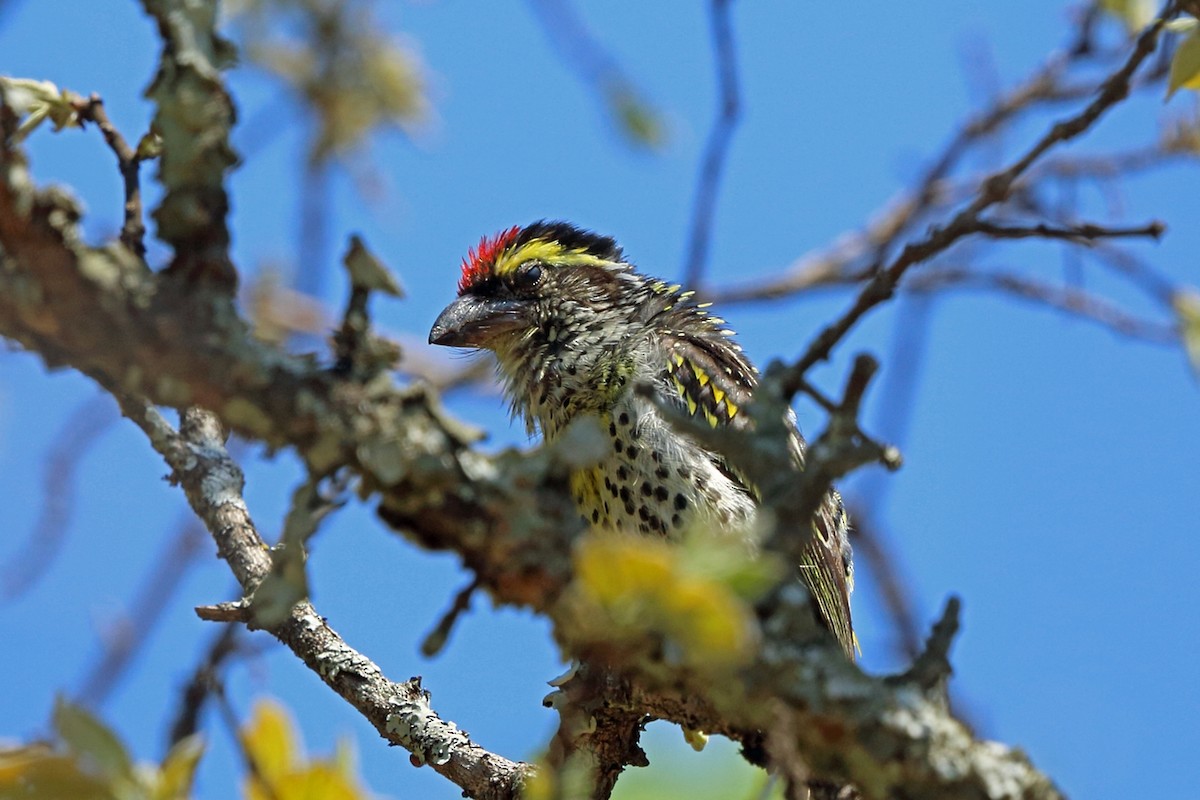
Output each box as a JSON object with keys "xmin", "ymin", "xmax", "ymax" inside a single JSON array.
[{"xmin": 428, "ymin": 294, "xmax": 527, "ymax": 348}]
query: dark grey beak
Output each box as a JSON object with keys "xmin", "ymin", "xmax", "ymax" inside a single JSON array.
[{"xmin": 429, "ymin": 294, "xmax": 526, "ymax": 348}]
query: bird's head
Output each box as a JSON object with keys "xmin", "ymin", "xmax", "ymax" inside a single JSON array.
[{"xmin": 429, "ymin": 220, "xmax": 647, "ymax": 359}]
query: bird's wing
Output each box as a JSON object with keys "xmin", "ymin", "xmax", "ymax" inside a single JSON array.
[{"xmin": 657, "ymin": 302, "xmax": 856, "ymax": 659}]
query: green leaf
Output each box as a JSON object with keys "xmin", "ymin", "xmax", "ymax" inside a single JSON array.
[
  {"xmin": 1168, "ymin": 29, "xmax": 1200, "ymax": 98},
  {"xmin": 52, "ymin": 697, "xmax": 135, "ymax": 786}
]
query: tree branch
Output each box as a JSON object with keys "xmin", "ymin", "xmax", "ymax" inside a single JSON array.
[
  {"xmin": 790, "ymin": 5, "xmax": 1176, "ymax": 376},
  {"xmin": 115, "ymin": 398, "xmax": 531, "ymax": 799}
]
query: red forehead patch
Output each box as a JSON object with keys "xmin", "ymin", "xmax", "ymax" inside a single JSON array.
[{"xmin": 459, "ymin": 225, "xmax": 520, "ymax": 293}]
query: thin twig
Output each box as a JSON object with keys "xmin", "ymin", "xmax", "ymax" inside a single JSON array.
[
  {"xmin": 525, "ymin": 0, "xmax": 658, "ymax": 147},
  {"xmin": 975, "ymin": 218, "xmax": 1164, "ymax": 243},
  {"xmin": 2, "ymin": 395, "xmax": 116, "ymax": 600},
  {"xmin": 790, "ymin": 7, "xmax": 1175, "ymax": 376},
  {"xmin": 682, "ymin": 0, "xmax": 741, "ymax": 286},
  {"xmin": 77, "ymin": 516, "xmax": 208, "ymax": 705},
  {"xmin": 910, "ymin": 267, "xmax": 1179, "ymax": 342},
  {"xmin": 71, "ymin": 94, "xmax": 149, "ymax": 258},
  {"xmin": 167, "ymin": 624, "xmax": 244, "ymax": 749}
]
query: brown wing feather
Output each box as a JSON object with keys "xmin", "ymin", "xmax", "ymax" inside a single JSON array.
[{"xmin": 655, "ymin": 295, "xmax": 856, "ymax": 658}]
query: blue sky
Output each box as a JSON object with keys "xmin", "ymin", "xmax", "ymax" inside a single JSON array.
[{"xmin": 1, "ymin": 2, "xmax": 1198, "ymax": 798}]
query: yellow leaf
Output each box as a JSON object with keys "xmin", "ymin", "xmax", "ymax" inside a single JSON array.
[
  {"xmin": 152, "ymin": 734, "xmax": 205, "ymax": 800},
  {"xmin": 1172, "ymin": 289, "xmax": 1200, "ymax": 375},
  {"xmin": 1099, "ymin": 0, "xmax": 1157, "ymax": 31},
  {"xmin": 241, "ymin": 699, "xmax": 299, "ymax": 789},
  {"xmin": 1168, "ymin": 29, "xmax": 1200, "ymax": 98},
  {"xmin": 0, "ymin": 745, "xmax": 111, "ymax": 800},
  {"xmin": 240, "ymin": 699, "xmax": 373, "ymax": 800}
]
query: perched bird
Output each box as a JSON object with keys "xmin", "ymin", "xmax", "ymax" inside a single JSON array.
[{"xmin": 429, "ymin": 221, "xmax": 854, "ymax": 657}]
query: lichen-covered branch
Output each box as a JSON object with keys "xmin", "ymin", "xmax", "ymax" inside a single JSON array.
[{"xmin": 116, "ymin": 399, "xmax": 531, "ymax": 800}]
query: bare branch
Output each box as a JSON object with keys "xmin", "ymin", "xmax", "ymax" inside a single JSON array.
[
  {"xmin": 975, "ymin": 218, "xmax": 1165, "ymax": 243},
  {"xmin": 77, "ymin": 516, "xmax": 208, "ymax": 706},
  {"xmin": 69, "ymin": 94, "xmax": 152, "ymax": 258},
  {"xmin": 525, "ymin": 0, "xmax": 661, "ymax": 147},
  {"xmin": 682, "ymin": 0, "xmax": 742, "ymax": 286},
  {"xmin": 790, "ymin": 6, "xmax": 1176, "ymax": 375},
  {"xmin": 910, "ymin": 267, "xmax": 1179, "ymax": 342},
  {"xmin": 2, "ymin": 395, "xmax": 116, "ymax": 600}
]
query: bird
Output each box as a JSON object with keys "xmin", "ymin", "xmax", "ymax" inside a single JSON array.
[{"xmin": 428, "ymin": 221, "xmax": 854, "ymax": 658}]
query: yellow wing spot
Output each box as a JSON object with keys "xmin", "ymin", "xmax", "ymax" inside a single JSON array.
[
  {"xmin": 672, "ymin": 353, "xmax": 685, "ymax": 368},
  {"xmin": 697, "ymin": 302, "xmax": 713, "ymax": 308},
  {"xmin": 712, "ymin": 386, "xmax": 726, "ymax": 404},
  {"xmin": 672, "ymin": 377, "xmax": 688, "ymax": 401},
  {"xmin": 703, "ymin": 407, "xmax": 719, "ymax": 428},
  {"xmin": 692, "ymin": 364, "xmax": 709, "ymax": 386},
  {"xmin": 686, "ymin": 396, "xmax": 698, "ymax": 415},
  {"xmin": 726, "ymin": 400, "xmax": 739, "ymax": 419}
]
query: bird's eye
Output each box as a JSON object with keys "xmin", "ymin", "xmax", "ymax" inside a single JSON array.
[{"xmin": 515, "ymin": 263, "xmax": 543, "ymax": 290}]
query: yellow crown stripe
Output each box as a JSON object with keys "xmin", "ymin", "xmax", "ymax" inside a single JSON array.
[{"xmin": 492, "ymin": 239, "xmax": 618, "ymax": 277}]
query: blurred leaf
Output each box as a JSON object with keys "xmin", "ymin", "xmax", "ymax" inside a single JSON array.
[
  {"xmin": 0, "ymin": 744, "xmax": 111, "ymax": 800},
  {"xmin": 241, "ymin": 698, "xmax": 299, "ymax": 789},
  {"xmin": 1172, "ymin": 288, "xmax": 1200, "ymax": 375},
  {"xmin": 571, "ymin": 530, "xmax": 764, "ymax": 670},
  {"xmin": 53, "ymin": 697, "xmax": 135, "ymax": 787},
  {"xmin": 230, "ymin": 0, "xmax": 429, "ymax": 165},
  {"xmin": 151, "ymin": 735, "xmax": 205, "ymax": 800},
  {"xmin": 1098, "ymin": 0, "xmax": 1157, "ymax": 31},
  {"xmin": 241, "ymin": 698, "xmax": 372, "ymax": 800},
  {"xmin": 0, "ymin": 76, "xmax": 81, "ymax": 141},
  {"xmin": 0, "ymin": 704, "xmax": 204, "ymax": 800},
  {"xmin": 1167, "ymin": 28, "xmax": 1200, "ymax": 98},
  {"xmin": 608, "ymin": 87, "xmax": 666, "ymax": 149}
]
